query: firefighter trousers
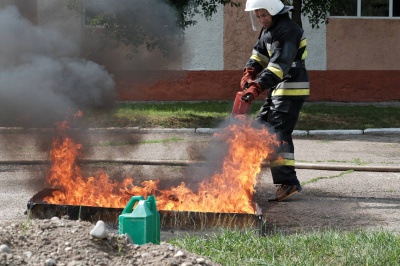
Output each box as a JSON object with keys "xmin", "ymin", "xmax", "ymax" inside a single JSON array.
[{"xmin": 256, "ymin": 97, "xmax": 304, "ymax": 185}]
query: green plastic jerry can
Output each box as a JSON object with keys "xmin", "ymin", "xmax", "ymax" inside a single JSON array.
[{"xmin": 118, "ymin": 195, "xmax": 160, "ymax": 245}]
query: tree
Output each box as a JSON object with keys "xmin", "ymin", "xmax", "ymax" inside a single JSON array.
[{"xmin": 287, "ymin": 0, "xmax": 347, "ymax": 29}]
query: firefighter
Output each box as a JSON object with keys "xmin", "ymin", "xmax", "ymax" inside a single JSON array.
[{"xmin": 240, "ymin": 0, "xmax": 309, "ymax": 201}]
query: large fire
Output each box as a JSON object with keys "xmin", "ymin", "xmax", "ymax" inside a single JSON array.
[{"xmin": 44, "ymin": 116, "xmax": 279, "ymax": 214}]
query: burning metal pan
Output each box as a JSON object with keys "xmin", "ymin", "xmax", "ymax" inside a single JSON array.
[{"xmin": 27, "ymin": 189, "xmax": 265, "ymax": 232}]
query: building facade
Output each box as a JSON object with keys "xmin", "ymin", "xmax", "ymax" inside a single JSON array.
[{"xmin": 1, "ymin": 0, "xmax": 400, "ymax": 102}]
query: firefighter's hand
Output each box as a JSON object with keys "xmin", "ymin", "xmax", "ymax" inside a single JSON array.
[
  {"xmin": 240, "ymin": 67, "xmax": 256, "ymax": 90},
  {"xmin": 241, "ymin": 81, "xmax": 262, "ymax": 102}
]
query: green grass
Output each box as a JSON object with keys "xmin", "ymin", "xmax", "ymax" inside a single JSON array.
[
  {"xmin": 79, "ymin": 101, "xmax": 400, "ymax": 130},
  {"xmin": 301, "ymin": 170, "xmax": 354, "ymax": 186},
  {"xmin": 169, "ymin": 229, "xmax": 400, "ymax": 266},
  {"xmin": 298, "ymin": 104, "xmax": 400, "ymax": 130},
  {"xmin": 140, "ymin": 137, "xmax": 184, "ymax": 144}
]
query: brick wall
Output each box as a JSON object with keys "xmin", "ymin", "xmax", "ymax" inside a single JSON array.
[{"xmin": 115, "ymin": 70, "xmax": 400, "ymax": 102}]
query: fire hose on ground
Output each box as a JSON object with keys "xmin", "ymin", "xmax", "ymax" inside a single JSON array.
[{"xmin": 1, "ymin": 158, "xmax": 400, "ymax": 172}]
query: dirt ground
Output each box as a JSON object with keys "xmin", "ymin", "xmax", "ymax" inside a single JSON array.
[
  {"xmin": 0, "ymin": 217, "xmax": 219, "ymax": 265},
  {"xmin": 0, "ymin": 130, "xmax": 399, "ymax": 265}
]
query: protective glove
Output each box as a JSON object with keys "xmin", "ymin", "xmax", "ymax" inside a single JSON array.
[
  {"xmin": 241, "ymin": 81, "xmax": 262, "ymax": 102},
  {"xmin": 240, "ymin": 67, "xmax": 256, "ymax": 90}
]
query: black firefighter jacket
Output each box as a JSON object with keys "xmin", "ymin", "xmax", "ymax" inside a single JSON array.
[{"xmin": 244, "ymin": 11, "xmax": 310, "ymax": 100}]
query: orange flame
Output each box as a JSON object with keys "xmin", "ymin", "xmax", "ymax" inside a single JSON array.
[{"xmin": 44, "ymin": 116, "xmax": 279, "ymax": 214}]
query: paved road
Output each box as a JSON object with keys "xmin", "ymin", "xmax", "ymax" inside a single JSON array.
[{"xmin": 0, "ymin": 128, "xmax": 399, "ymax": 234}]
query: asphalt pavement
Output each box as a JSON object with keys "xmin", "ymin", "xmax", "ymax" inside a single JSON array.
[{"xmin": 0, "ymin": 126, "xmax": 399, "ymax": 234}]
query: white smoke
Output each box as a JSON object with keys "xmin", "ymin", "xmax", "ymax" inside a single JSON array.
[{"xmin": 0, "ymin": 5, "xmax": 116, "ymax": 127}]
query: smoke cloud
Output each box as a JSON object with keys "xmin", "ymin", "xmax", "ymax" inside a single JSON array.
[
  {"xmin": 82, "ymin": 0, "xmax": 182, "ymax": 70},
  {"xmin": 0, "ymin": 5, "xmax": 116, "ymax": 127}
]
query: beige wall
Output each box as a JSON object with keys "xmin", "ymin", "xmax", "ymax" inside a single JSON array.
[
  {"xmin": 327, "ymin": 18, "xmax": 400, "ymax": 70},
  {"xmin": 223, "ymin": 0, "xmax": 259, "ymax": 70}
]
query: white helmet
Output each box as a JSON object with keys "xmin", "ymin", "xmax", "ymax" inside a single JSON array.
[{"xmin": 245, "ymin": 0, "xmax": 284, "ymax": 16}]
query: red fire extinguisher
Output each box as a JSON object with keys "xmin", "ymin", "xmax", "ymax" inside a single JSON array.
[{"xmin": 232, "ymin": 91, "xmax": 252, "ymax": 115}]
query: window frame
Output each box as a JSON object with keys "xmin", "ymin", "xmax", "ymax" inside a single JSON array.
[{"xmin": 330, "ymin": 0, "xmax": 399, "ymax": 19}]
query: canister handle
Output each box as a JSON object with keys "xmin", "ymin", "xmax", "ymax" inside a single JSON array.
[{"xmin": 122, "ymin": 196, "xmax": 145, "ymax": 214}]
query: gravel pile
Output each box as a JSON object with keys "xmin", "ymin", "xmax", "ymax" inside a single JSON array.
[{"xmin": 0, "ymin": 217, "xmax": 220, "ymax": 266}]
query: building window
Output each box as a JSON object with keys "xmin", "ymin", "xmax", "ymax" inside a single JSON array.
[
  {"xmin": 330, "ymin": 0, "xmax": 399, "ymax": 18},
  {"xmin": 394, "ymin": 0, "xmax": 400, "ymax": 16},
  {"xmin": 330, "ymin": 0, "xmax": 357, "ymax": 16},
  {"xmin": 362, "ymin": 0, "xmax": 388, "ymax": 16}
]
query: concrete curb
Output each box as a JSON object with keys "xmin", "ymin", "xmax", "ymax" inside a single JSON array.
[
  {"xmin": 307, "ymin": 129, "xmax": 363, "ymax": 136},
  {"xmin": 364, "ymin": 128, "xmax": 400, "ymax": 135},
  {"xmin": 1, "ymin": 127, "xmax": 400, "ymax": 135}
]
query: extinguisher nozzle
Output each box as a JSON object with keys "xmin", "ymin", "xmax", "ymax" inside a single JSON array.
[
  {"xmin": 243, "ymin": 95, "xmax": 251, "ymax": 102},
  {"xmin": 233, "ymin": 91, "xmax": 252, "ymax": 115}
]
